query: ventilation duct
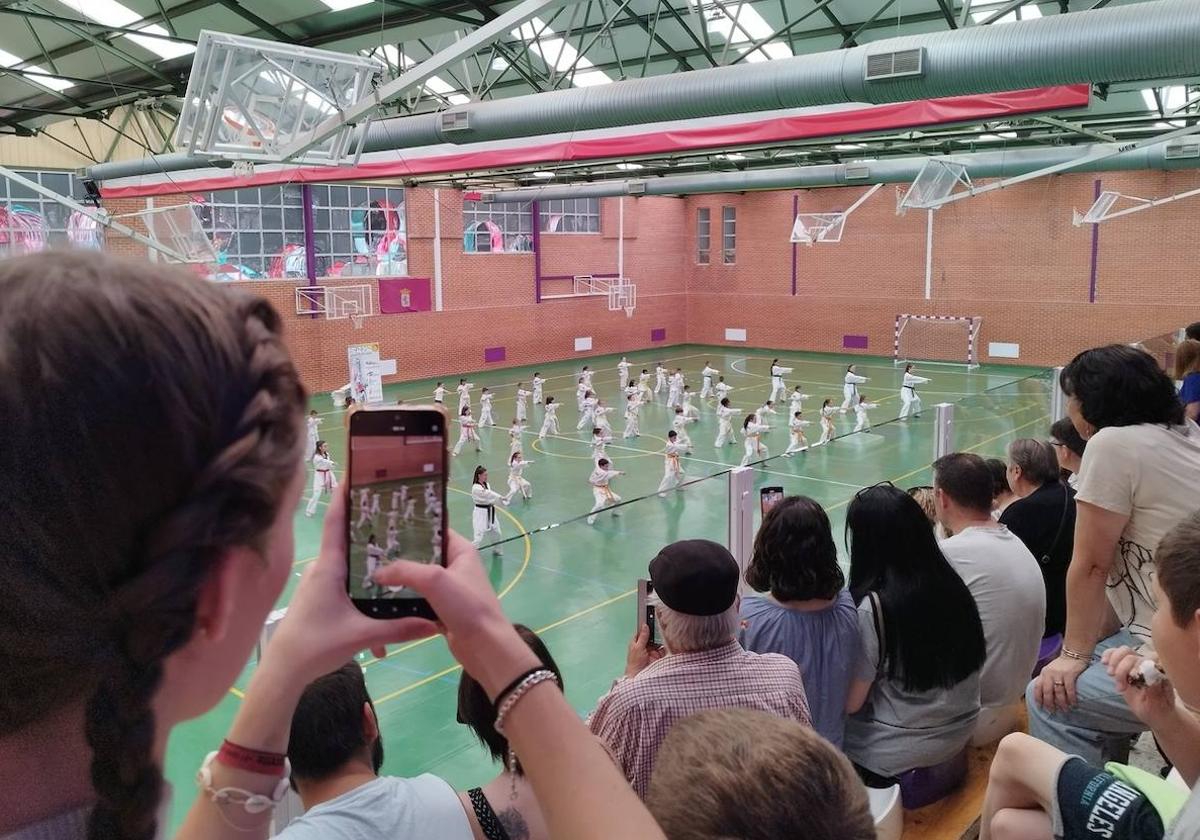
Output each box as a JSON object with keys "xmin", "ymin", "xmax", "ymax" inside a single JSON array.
[
  {"xmin": 86, "ymin": 0, "xmax": 1200, "ymax": 183},
  {"xmin": 480, "ymin": 143, "xmax": 1200, "ymax": 203}
]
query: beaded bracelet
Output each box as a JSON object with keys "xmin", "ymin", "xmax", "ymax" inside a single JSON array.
[{"xmin": 494, "ymin": 669, "xmax": 559, "ymax": 737}]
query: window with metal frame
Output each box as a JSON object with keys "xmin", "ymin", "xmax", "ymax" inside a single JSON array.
[
  {"xmin": 310, "ymin": 184, "xmax": 407, "ymax": 278},
  {"xmin": 697, "ymin": 207, "xmax": 711, "ymax": 265},
  {"xmin": 722, "ymin": 205, "xmax": 736, "ymax": 264},
  {"xmin": 538, "ymin": 197, "xmax": 600, "ymax": 233},
  {"xmin": 0, "ymin": 169, "xmax": 103, "ymax": 256},
  {"xmin": 463, "ymin": 199, "xmax": 534, "ymax": 253},
  {"xmin": 192, "ymin": 184, "xmax": 307, "ymax": 280}
]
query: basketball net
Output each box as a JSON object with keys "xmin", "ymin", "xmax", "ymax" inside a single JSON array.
[{"xmin": 232, "ymin": 160, "xmax": 256, "ymax": 178}]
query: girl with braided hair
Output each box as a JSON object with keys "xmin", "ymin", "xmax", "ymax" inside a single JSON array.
[{"xmin": 0, "ymin": 252, "xmax": 670, "ymax": 840}]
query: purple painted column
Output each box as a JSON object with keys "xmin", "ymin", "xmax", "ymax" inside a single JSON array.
[
  {"xmin": 1088, "ymin": 179, "xmax": 1100, "ymax": 303},
  {"xmin": 531, "ymin": 199, "xmax": 542, "ymax": 303},
  {"xmin": 790, "ymin": 193, "xmax": 799, "ymax": 295},
  {"xmin": 302, "ymin": 184, "xmax": 317, "ymax": 282}
]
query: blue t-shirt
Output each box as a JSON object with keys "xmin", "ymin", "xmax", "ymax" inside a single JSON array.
[
  {"xmin": 738, "ymin": 589, "xmax": 861, "ymax": 748},
  {"xmin": 1180, "ymin": 372, "xmax": 1200, "ymax": 409}
]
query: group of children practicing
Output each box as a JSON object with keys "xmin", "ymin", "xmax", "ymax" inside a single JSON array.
[{"xmin": 430, "ymin": 355, "xmax": 933, "ymax": 544}]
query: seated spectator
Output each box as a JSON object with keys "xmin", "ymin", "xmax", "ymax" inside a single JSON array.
[
  {"xmin": 843, "ymin": 483, "xmax": 986, "ymax": 786},
  {"xmin": 1174, "ymin": 338, "xmax": 1200, "ymax": 422},
  {"xmin": 0, "ymin": 252, "xmax": 668, "ymax": 840},
  {"xmin": 739, "ymin": 495, "xmax": 861, "ymax": 748},
  {"xmin": 457, "ymin": 624, "xmax": 562, "ymax": 840},
  {"xmin": 935, "ymin": 453, "xmax": 1046, "ymax": 708},
  {"xmin": 986, "ymin": 458, "xmax": 1019, "ymax": 518},
  {"xmin": 981, "ymin": 511, "xmax": 1200, "ymax": 840},
  {"xmin": 588, "ymin": 539, "xmax": 811, "ymax": 797},
  {"xmin": 1000, "ymin": 439, "xmax": 1076, "ymax": 638},
  {"xmin": 646, "ymin": 708, "xmax": 875, "ymax": 840},
  {"xmin": 280, "ymin": 663, "xmax": 472, "ymax": 838},
  {"xmin": 1030, "ymin": 345, "xmax": 1200, "ymax": 767},
  {"xmin": 1049, "ymin": 417, "xmax": 1087, "ymax": 488}
]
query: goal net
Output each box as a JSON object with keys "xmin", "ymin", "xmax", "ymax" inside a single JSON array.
[{"xmin": 894, "ymin": 314, "xmax": 982, "ymax": 370}]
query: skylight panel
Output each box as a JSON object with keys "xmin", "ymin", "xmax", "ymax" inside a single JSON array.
[
  {"xmin": 970, "ymin": 3, "xmax": 1042, "ymax": 23},
  {"xmin": 56, "ymin": 0, "xmax": 194, "ymax": 60},
  {"xmin": 512, "ymin": 18, "xmax": 613, "ymax": 87},
  {"xmin": 0, "ymin": 47, "xmax": 74, "ymax": 91}
]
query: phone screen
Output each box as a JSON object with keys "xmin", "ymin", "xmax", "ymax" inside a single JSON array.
[
  {"xmin": 347, "ymin": 409, "xmax": 446, "ymax": 618},
  {"xmin": 637, "ymin": 578, "xmax": 662, "ymax": 648},
  {"xmin": 760, "ymin": 486, "xmax": 784, "ymax": 517}
]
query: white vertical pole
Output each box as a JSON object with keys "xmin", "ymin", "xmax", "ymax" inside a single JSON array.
[
  {"xmin": 617, "ymin": 196, "xmax": 625, "ymax": 279},
  {"xmin": 934, "ymin": 402, "xmax": 955, "ymax": 460},
  {"xmin": 924, "ymin": 209, "xmax": 934, "ymax": 300},
  {"xmin": 1050, "ymin": 366, "xmax": 1066, "ymax": 421},
  {"xmin": 145, "ymin": 197, "xmax": 157, "ymax": 262},
  {"xmin": 727, "ymin": 466, "xmax": 755, "ymax": 592},
  {"xmin": 432, "ymin": 188, "xmax": 444, "ymax": 311}
]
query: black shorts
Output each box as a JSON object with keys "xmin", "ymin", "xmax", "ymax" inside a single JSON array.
[{"xmin": 1054, "ymin": 758, "xmax": 1164, "ymax": 840}]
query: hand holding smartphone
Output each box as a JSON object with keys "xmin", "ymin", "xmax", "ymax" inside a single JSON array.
[
  {"xmin": 636, "ymin": 578, "xmax": 662, "ymax": 649},
  {"xmin": 760, "ymin": 486, "xmax": 784, "ymax": 517},
  {"xmin": 346, "ymin": 407, "xmax": 448, "ymax": 619}
]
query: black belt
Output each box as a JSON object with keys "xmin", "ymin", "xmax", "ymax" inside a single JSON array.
[
  {"xmin": 904, "ymin": 385, "xmax": 916, "ymax": 391},
  {"xmin": 474, "ymin": 503, "xmax": 496, "ymax": 525}
]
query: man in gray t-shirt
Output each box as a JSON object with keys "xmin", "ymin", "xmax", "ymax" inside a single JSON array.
[{"xmin": 278, "ymin": 663, "xmax": 472, "ymax": 840}]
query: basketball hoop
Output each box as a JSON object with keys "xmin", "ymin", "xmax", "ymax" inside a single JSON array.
[
  {"xmin": 232, "ymin": 160, "xmax": 256, "ymax": 178},
  {"xmin": 351, "ymin": 313, "xmax": 365, "ymax": 330},
  {"xmin": 624, "ymin": 305, "xmax": 634, "ymax": 319}
]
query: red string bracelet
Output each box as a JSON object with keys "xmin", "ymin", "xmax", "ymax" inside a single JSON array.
[{"xmin": 216, "ymin": 740, "xmax": 288, "ymax": 777}]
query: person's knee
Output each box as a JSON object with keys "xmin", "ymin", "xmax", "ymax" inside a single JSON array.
[
  {"xmin": 990, "ymin": 733, "xmax": 1038, "ymax": 786},
  {"xmin": 990, "ymin": 807, "xmax": 1048, "ymax": 840}
]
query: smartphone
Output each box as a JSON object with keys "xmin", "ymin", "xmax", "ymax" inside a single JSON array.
[
  {"xmin": 346, "ymin": 407, "xmax": 447, "ymax": 619},
  {"xmin": 637, "ymin": 578, "xmax": 662, "ymax": 648},
  {"xmin": 760, "ymin": 486, "xmax": 784, "ymax": 517}
]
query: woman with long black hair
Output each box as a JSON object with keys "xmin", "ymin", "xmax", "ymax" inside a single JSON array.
[{"xmin": 843, "ymin": 483, "xmax": 986, "ymax": 786}]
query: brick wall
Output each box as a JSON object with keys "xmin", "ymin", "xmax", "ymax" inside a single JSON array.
[{"xmin": 101, "ymin": 174, "xmax": 1194, "ymax": 392}]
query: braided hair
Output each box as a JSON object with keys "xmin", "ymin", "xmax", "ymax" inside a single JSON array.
[{"xmin": 0, "ymin": 252, "xmax": 305, "ymax": 839}]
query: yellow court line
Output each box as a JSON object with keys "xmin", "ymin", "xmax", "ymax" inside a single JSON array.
[
  {"xmin": 228, "ymin": 686, "xmax": 244, "ymax": 699},
  {"xmin": 372, "ymin": 588, "xmax": 636, "ymax": 705}
]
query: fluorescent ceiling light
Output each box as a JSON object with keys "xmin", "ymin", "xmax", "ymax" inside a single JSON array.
[
  {"xmin": 320, "ymin": 0, "xmax": 373, "ymax": 9},
  {"xmin": 531, "ymin": 171, "xmax": 556, "ymax": 179},
  {"xmin": 491, "ymin": 57, "xmax": 510, "ymax": 71},
  {"xmin": 512, "ymin": 17, "xmax": 613, "ymax": 87},
  {"xmin": 714, "ymin": 152, "xmax": 746, "ymax": 160},
  {"xmin": 0, "ymin": 48, "xmax": 74, "ymax": 91},
  {"xmin": 833, "ymin": 143, "xmax": 866, "ymax": 150},
  {"xmin": 615, "ymin": 162, "xmax": 644, "ymax": 170},
  {"xmin": 56, "ymin": 0, "xmax": 194, "ymax": 60},
  {"xmin": 970, "ymin": 3, "xmax": 1042, "ymax": 23}
]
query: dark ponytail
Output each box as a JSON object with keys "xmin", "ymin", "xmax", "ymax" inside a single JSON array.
[{"xmin": 0, "ymin": 252, "xmax": 305, "ymax": 840}]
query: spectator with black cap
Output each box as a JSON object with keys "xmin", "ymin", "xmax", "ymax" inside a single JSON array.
[{"xmin": 586, "ymin": 539, "xmax": 811, "ymax": 798}]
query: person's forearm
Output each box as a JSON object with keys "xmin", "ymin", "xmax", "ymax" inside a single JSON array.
[
  {"xmin": 1062, "ymin": 547, "xmax": 1115, "ymax": 655},
  {"xmin": 1149, "ymin": 702, "xmax": 1200, "ymax": 784},
  {"xmin": 175, "ymin": 657, "xmax": 305, "ymax": 840},
  {"xmin": 505, "ymin": 682, "xmax": 665, "ymax": 840}
]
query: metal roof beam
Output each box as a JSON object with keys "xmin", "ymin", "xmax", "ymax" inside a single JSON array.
[
  {"xmin": 729, "ymin": 0, "xmax": 838, "ymax": 65},
  {"xmin": 0, "ymin": 7, "xmax": 196, "ymax": 46},
  {"xmin": 213, "ymin": 0, "xmax": 292, "ymax": 41},
  {"xmin": 978, "ymin": 0, "xmax": 1036, "ymax": 24},
  {"xmin": 657, "ymin": 0, "xmax": 718, "ymax": 67}
]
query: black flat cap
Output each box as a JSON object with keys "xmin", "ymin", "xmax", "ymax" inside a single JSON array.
[{"xmin": 648, "ymin": 539, "xmax": 739, "ymax": 616}]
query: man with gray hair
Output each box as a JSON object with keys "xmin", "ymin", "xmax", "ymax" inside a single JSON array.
[{"xmin": 586, "ymin": 539, "xmax": 812, "ymax": 798}]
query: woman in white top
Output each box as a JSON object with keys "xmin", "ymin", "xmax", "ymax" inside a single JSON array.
[
  {"xmin": 515, "ymin": 383, "xmax": 531, "ymax": 426},
  {"xmin": 740, "ymin": 413, "xmax": 770, "ymax": 466},
  {"xmin": 715, "ymin": 397, "xmax": 738, "ymax": 447},
  {"xmin": 654, "ymin": 364, "xmax": 668, "ymax": 396},
  {"xmin": 478, "ymin": 388, "xmax": 495, "ymax": 427},
  {"xmin": 580, "ymin": 365, "xmax": 593, "ymax": 390},
  {"xmin": 538, "ymin": 396, "xmax": 559, "ymax": 440},
  {"xmin": 456, "ymin": 378, "xmax": 474, "ymax": 413},
  {"xmin": 841, "ymin": 365, "xmax": 869, "ymax": 413},
  {"xmin": 531, "ymin": 373, "xmax": 544, "ymax": 405},
  {"xmin": 508, "ymin": 420, "xmax": 523, "ymax": 457},
  {"xmin": 306, "ymin": 440, "xmax": 337, "ymax": 517},
  {"xmin": 576, "ymin": 391, "xmax": 598, "ymax": 431},
  {"xmin": 591, "ymin": 428, "xmax": 610, "ymax": 465},
  {"xmin": 617, "ymin": 357, "xmax": 631, "ymax": 387},
  {"xmin": 788, "ymin": 385, "xmax": 810, "ymax": 417},
  {"xmin": 714, "ymin": 376, "xmax": 733, "ymax": 403},
  {"xmin": 593, "ymin": 400, "xmax": 614, "ymax": 436},
  {"xmin": 433, "ymin": 381, "xmax": 446, "ymax": 405},
  {"xmin": 899, "ymin": 364, "xmax": 930, "ymax": 419},
  {"xmin": 784, "ymin": 412, "xmax": 811, "ymax": 455},
  {"xmin": 672, "ymin": 408, "xmax": 694, "ymax": 453},
  {"xmin": 854, "ymin": 395, "xmax": 879, "ymax": 432},
  {"xmin": 700, "ymin": 363, "xmax": 721, "ymax": 400},
  {"xmin": 452, "ymin": 406, "xmax": 480, "ymax": 456},
  {"xmin": 507, "ymin": 452, "xmax": 534, "ymax": 501},
  {"xmin": 623, "ymin": 393, "xmax": 641, "ymax": 439},
  {"xmin": 638, "ymin": 369, "xmax": 653, "ymax": 403},
  {"xmin": 681, "ymin": 386, "xmax": 700, "ymax": 421},
  {"xmin": 1029, "ymin": 344, "xmax": 1200, "ymax": 765},
  {"xmin": 769, "ymin": 359, "xmax": 794, "ymax": 403},
  {"xmin": 586, "ymin": 458, "xmax": 624, "ymax": 525},
  {"xmin": 470, "ymin": 466, "xmax": 510, "ymax": 553},
  {"xmin": 817, "ymin": 399, "xmax": 838, "ymax": 446},
  {"xmin": 656, "ymin": 432, "xmax": 686, "ymax": 496}
]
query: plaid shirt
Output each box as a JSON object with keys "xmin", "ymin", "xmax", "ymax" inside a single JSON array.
[{"xmin": 586, "ymin": 640, "xmax": 811, "ymax": 797}]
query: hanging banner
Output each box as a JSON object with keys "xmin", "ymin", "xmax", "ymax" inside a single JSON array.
[
  {"xmin": 347, "ymin": 343, "xmax": 384, "ymax": 405},
  {"xmin": 378, "ymin": 277, "xmax": 433, "ymax": 314}
]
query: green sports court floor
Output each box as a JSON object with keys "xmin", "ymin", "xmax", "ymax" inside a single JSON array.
[{"xmin": 163, "ymin": 344, "xmax": 1052, "ymax": 829}]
